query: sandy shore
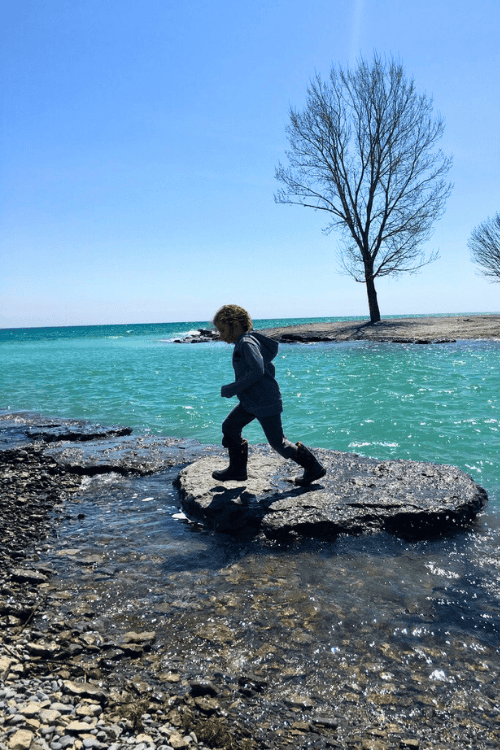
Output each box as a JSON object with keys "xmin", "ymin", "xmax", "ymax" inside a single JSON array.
[{"xmin": 261, "ymin": 313, "xmax": 500, "ymax": 343}]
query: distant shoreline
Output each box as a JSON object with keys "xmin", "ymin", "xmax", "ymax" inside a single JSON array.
[{"xmin": 260, "ymin": 313, "xmax": 500, "ymax": 344}]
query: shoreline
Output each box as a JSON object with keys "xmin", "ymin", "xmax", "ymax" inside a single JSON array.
[{"xmin": 260, "ymin": 313, "xmax": 500, "ymax": 344}]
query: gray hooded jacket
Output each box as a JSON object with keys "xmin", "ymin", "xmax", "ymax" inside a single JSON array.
[{"xmin": 220, "ymin": 332, "xmax": 283, "ymax": 417}]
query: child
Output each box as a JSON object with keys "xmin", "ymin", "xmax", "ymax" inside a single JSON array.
[{"xmin": 212, "ymin": 304, "xmax": 326, "ymax": 486}]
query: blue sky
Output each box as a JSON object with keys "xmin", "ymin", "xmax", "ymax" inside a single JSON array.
[{"xmin": 1, "ymin": 0, "xmax": 499, "ymax": 327}]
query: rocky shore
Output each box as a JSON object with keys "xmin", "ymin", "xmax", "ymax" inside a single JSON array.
[
  {"xmin": 1, "ymin": 415, "xmax": 499, "ymax": 750},
  {"xmin": 181, "ymin": 314, "xmax": 500, "ymax": 345},
  {"xmin": 260, "ymin": 314, "xmax": 500, "ymax": 344}
]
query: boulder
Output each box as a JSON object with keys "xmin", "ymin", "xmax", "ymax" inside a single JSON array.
[{"xmin": 175, "ymin": 447, "xmax": 487, "ymax": 539}]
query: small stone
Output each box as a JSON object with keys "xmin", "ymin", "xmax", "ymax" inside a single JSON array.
[
  {"xmin": 368, "ymin": 693, "xmax": 397, "ymax": 705},
  {"xmin": 66, "ymin": 720, "xmax": 95, "ymax": 733},
  {"xmin": 7, "ymin": 714, "xmax": 26, "ymax": 726},
  {"xmin": 168, "ymin": 732, "xmax": 190, "ymax": 749},
  {"xmin": 31, "ymin": 741, "xmax": 52, "ymax": 750},
  {"xmin": 194, "ymin": 696, "xmax": 219, "ymax": 714},
  {"xmin": 283, "ymin": 694, "xmax": 315, "ymax": 709},
  {"xmin": 75, "ymin": 705, "xmax": 102, "ymax": 718},
  {"xmin": 128, "ymin": 679, "xmax": 152, "ymax": 695},
  {"xmin": 26, "ymin": 642, "xmax": 59, "ymax": 657},
  {"xmin": 160, "ymin": 672, "xmax": 181, "ymax": 683},
  {"xmin": 26, "ymin": 719, "xmax": 41, "ymax": 732},
  {"xmin": 362, "ymin": 740, "xmax": 388, "ymax": 750},
  {"xmin": 120, "ymin": 631, "xmax": 156, "ymax": 645},
  {"xmin": 119, "ymin": 643, "xmax": 144, "ymax": 657},
  {"xmin": 10, "ymin": 569, "xmax": 48, "ymax": 584},
  {"xmin": 62, "ymin": 681, "xmax": 107, "ymax": 702},
  {"xmin": 8, "ymin": 729, "xmax": 35, "ymax": 750},
  {"xmin": 291, "ymin": 721, "xmax": 311, "ymax": 731},
  {"xmin": 400, "ymin": 741, "xmax": 420, "ymax": 749},
  {"xmin": 49, "ymin": 703, "xmax": 73, "ymax": 714},
  {"xmin": 0, "ymin": 656, "xmax": 14, "ymax": 676},
  {"xmin": 313, "ymin": 716, "xmax": 339, "ymax": 729},
  {"xmin": 20, "ymin": 701, "xmax": 50, "ymax": 716}
]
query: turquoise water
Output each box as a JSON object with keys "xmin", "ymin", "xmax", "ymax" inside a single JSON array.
[{"xmin": 1, "ymin": 316, "xmax": 499, "ymax": 505}]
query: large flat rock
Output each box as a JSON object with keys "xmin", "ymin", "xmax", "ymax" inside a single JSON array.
[
  {"xmin": 176, "ymin": 447, "xmax": 488, "ymax": 538},
  {"xmin": 260, "ymin": 314, "xmax": 500, "ymax": 344},
  {"xmin": 44, "ymin": 435, "xmax": 203, "ymax": 475},
  {"xmin": 0, "ymin": 412, "xmax": 214, "ymax": 475}
]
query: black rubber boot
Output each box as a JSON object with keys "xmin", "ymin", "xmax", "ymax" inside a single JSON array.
[
  {"xmin": 291, "ymin": 442, "xmax": 326, "ymax": 486},
  {"xmin": 212, "ymin": 440, "xmax": 248, "ymax": 481}
]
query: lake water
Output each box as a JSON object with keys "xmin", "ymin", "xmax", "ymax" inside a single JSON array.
[
  {"xmin": 1, "ymin": 316, "xmax": 499, "ymax": 496},
  {"xmin": 1, "ymin": 316, "xmax": 500, "ymax": 741}
]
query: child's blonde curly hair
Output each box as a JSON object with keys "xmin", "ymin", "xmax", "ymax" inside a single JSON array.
[{"xmin": 213, "ymin": 304, "xmax": 253, "ymax": 332}]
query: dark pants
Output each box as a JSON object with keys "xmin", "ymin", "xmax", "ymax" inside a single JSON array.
[{"xmin": 221, "ymin": 403, "xmax": 296, "ymax": 459}]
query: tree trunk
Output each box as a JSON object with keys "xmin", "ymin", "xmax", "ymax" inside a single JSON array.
[{"xmin": 365, "ymin": 274, "xmax": 381, "ymax": 323}]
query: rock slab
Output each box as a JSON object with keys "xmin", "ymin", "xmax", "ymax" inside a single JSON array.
[
  {"xmin": 260, "ymin": 314, "xmax": 500, "ymax": 344},
  {"xmin": 176, "ymin": 447, "xmax": 487, "ymax": 538}
]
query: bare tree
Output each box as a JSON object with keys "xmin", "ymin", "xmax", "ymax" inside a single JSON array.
[
  {"xmin": 275, "ymin": 55, "xmax": 453, "ymax": 323},
  {"xmin": 468, "ymin": 213, "xmax": 500, "ymax": 281}
]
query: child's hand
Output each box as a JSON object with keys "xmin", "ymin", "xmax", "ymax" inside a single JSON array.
[{"xmin": 221, "ymin": 385, "xmax": 233, "ymax": 398}]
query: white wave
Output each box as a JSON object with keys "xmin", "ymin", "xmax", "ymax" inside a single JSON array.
[{"xmin": 159, "ymin": 329, "xmax": 202, "ymax": 343}]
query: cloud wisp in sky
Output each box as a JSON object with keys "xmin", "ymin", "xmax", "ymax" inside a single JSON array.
[{"xmin": 349, "ymin": 0, "xmax": 366, "ymax": 65}]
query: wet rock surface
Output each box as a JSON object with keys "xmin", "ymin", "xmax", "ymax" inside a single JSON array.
[
  {"xmin": 1, "ymin": 413, "xmax": 499, "ymax": 750},
  {"xmin": 0, "ymin": 415, "xmax": 132, "ymax": 452},
  {"xmin": 0, "ymin": 411, "xmax": 206, "ymax": 477},
  {"xmin": 177, "ymin": 448, "xmax": 487, "ymax": 538},
  {"xmin": 44, "ymin": 435, "xmax": 209, "ymax": 478}
]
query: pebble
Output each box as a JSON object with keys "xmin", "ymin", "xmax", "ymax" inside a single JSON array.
[{"xmin": 0, "ymin": 665, "xmax": 212, "ymax": 750}]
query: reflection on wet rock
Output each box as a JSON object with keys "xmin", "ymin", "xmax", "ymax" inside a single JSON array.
[{"xmin": 177, "ymin": 446, "xmax": 488, "ymax": 538}]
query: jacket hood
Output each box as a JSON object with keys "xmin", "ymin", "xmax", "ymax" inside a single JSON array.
[{"xmin": 244, "ymin": 331, "xmax": 279, "ymax": 361}]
